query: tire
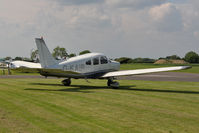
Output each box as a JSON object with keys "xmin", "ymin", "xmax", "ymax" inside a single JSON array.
[
  {"xmin": 107, "ymin": 79, "xmax": 112, "ymax": 86},
  {"xmin": 62, "ymin": 79, "xmax": 71, "ymax": 86}
]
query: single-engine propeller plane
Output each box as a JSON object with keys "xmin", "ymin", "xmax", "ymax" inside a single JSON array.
[
  {"xmin": 10, "ymin": 61, "xmax": 41, "ymax": 69},
  {"xmin": 13, "ymin": 37, "xmax": 191, "ymax": 88}
]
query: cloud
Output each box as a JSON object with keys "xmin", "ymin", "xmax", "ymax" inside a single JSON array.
[
  {"xmin": 106, "ymin": 0, "xmax": 167, "ymax": 9},
  {"xmin": 149, "ymin": 3, "xmax": 183, "ymax": 32},
  {"xmin": 54, "ymin": 0, "xmax": 104, "ymax": 5},
  {"xmin": 0, "ymin": 0, "xmax": 48, "ymax": 24},
  {"xmin": 0, "ymin": 0, "xmax": 198, "ymax": 59},
  {"xmin": 193, "ymin": 31, "xmax": 199, "ymax": 39}
]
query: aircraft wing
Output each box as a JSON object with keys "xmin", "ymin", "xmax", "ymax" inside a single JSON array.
[
  {"xmin": 12, "ymin": 68, "xmax": 80, "ymax": 75},
  {"xmin": 102, "ymin": 66, "xmax": 191, "ymax": 78},
  {"xmin": 10, "ymin": 61, "xmax": 41, "ymax": 69}
]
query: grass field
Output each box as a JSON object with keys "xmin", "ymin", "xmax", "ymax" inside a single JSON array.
[
  {"xmin": 0, "ymin": 78, "xmax": 199, "ymax": 133},
  {"xmin": 0, "ymin": 69, "xmax": 39, "ymax": 76},
  {"xmin": 120, "ymin": 63, "xmax": 199, "ymax": 73}
]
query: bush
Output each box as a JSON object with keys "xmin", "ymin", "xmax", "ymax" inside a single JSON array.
[
  {"xmin": 115, "ymin": 57, "xmax": 133, "ymax": 64},
  {"xmin": 79, "ymin": 50, "xmax": 91, "ymax": 55},
  {"xmin": 68, "ymin": 53, "xmax": 76, "ymax": 58},
  {"xmin": 184, "ymin": 51, "xmax": 199, "ymax": 63},
  {"xmin": 166, "ymin": 55, "xmax": 181, "ymax": 60},
  {"xmin": 14, "ymin": 57, "xmax": 23, "ymax": 60},
  {"xmin": 115, "ymin": 57, "xmax": 155, "ymax": 64},
  {"xmin": 132, "ymin": 58, "xmax": 155, "ymax": 63}
]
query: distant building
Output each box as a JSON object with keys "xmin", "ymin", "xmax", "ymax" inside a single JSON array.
[
  {"xmin": 0, "ymin": 59, "xmax": 7, "ymax": 67},
  {"xmin": 0, "ymin": 58, "xmax": 4, "ymax": 62}
]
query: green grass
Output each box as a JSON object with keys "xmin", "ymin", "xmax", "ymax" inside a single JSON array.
[
  {"xmin": 0, "ymin": 69, "xmax": 39, "ymax": 76},
  {"xmin": 0, "ymin": 78, "xmax": 199, "ymax": 133},
  {"xmin": 120, "ymin": 63, "xmax": 199, "ymax": 73}
]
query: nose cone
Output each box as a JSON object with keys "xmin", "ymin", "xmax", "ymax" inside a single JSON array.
[{"xmin": 111, "ymin": 60, "xmax": 120, "ymax": 70}]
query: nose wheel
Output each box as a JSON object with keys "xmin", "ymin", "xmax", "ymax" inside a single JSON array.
[
  {"xmin": 107, "ymin": 79, "xmax": 119, "ymax": 88},
  {"xmin": 62, "ymin": 78, "xmax": 71, "ymax": 86}
]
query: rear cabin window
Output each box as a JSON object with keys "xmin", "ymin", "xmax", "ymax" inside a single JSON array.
[
  {"xmin": 100, "ymin": 56, "xmax": 108, "ymax": 64},
  {"xmin": 86, "ymin": 60, "xmax": 91, "ymax": 65},
  {"xmin": 93, "ymin": 57, "xmax": 99, "ymax": 65}
]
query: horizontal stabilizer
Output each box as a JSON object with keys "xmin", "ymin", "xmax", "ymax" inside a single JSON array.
[
  {"xmin": 11, "ymin": 68, "xmax": 40, "ymax": 73},
  {"xmin": 38, "ymin": 68, "xmax": 80, "ymax": 75},
  {"xmin": 102, "ymin": 66, "xmax": 191, "ymax": 78},
  {"xmin": 38, "ymin": 68, "xmax": 81, "ymax": 78},
  {"xmin": 12, "ymin": 68, "xmax": 80, "ymax": 75}
]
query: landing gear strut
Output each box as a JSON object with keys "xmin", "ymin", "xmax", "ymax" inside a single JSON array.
[
  {"xmin": 62, "ymin": 78, "xmax": 71, "ymax": 86},
  {"xmin": 107, "ymin": 78, "xmax": 119, "ymax": 88}
]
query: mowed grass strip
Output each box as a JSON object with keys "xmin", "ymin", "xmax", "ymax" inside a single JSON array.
[
  {"xmin": 0, "ymin": 78, "xmax": 199, "ymax": 133},
  {"xmin": 120, "ymin": 63, "xmax": 199, "ymax": 73}
]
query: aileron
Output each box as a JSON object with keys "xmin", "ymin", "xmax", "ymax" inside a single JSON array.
[{"xmin": 102, "ymin": 66, "xmax": 191, "ymax": 78}]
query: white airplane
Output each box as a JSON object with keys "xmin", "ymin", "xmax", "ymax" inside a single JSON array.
[
  {"xmin": 10, "ymin": 61, "xmax": 41, "ymax": 69},
  {"xmin": 26, "ymin": 37, "xmax": 190, "ymax": 88},
  {"xmin": 6, "ymin": 60, "xmax": 41, "ymax": 74}
]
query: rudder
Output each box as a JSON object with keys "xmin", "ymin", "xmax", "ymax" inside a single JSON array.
[{"xmin": 35, "ymin": 38, "xmax": 56, "ymax": 68}]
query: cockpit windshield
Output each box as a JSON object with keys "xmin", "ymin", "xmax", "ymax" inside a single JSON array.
[{"xmin": 100, "ymin": 56, "xmax": 108, "ymax": 64}]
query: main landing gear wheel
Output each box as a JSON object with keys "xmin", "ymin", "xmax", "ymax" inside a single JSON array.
[
  {"xmin": 62, "ymin": 78, "xmax": 71, "ymax": 86},
  {"xmin": 107, "ymin": 79, "xmax": 119, "ymax": 89}
]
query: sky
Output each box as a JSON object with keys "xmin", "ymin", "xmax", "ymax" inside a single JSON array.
[{"xmin": 0, "ymin": 0, "xmax": 198, "ymax": 59}]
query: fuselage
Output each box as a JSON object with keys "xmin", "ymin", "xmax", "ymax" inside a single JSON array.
[{"xmin": 46, "ymin": 53, "xmax": 120, "ymax": 78}]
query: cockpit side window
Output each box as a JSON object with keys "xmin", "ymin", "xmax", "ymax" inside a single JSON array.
[
  {"xmin": 93, "ymin": 57, "xmax": 99, "ymax": 65},
  {"xmin": 86, "ymin": 60, "xmax": 91, "ymax": 65},
  {"xmin": 100, "ymin": 56, "xmax": 108, "ymax": 64}
]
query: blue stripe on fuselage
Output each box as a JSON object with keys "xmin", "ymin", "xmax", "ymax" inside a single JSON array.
[{"xmin": 83, "ymin": 69, "xmax": 116, "ymax": 79}]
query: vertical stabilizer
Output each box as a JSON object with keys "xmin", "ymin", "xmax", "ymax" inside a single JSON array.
[{"xmin": 35, "ymin": 38, "xmax": 56, "ymax": 68}]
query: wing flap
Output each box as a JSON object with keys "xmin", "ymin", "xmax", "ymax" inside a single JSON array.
[{"xmin": 102, "ymin": 66, "xmax": 191, "ymax": 78}]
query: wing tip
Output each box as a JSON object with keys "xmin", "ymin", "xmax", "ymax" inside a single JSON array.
[{"xmin": 182, "ymin": 66, "xmax": 192, "ymax": 70}]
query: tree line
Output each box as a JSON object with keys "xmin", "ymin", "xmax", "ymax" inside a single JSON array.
[
  {"xmin": 1, "ymin": 46, "xmax": 91, "ymax": 62},
  {"xmin": 1, "ymin": 46, "xmax": 199, "ymax": 64},
  {"xmin": 31, "ymin": 47, "xmax": 91, "ymax": 62},
  {"xmin": 115, "ymin": 51, "xmax": 199, "ymax": 64}
]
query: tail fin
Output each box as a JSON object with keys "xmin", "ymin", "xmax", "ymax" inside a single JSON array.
[{"xmin": 35, "ymin": 38, "xmax": 56, "ymax": 68}]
